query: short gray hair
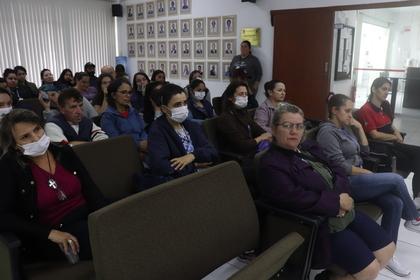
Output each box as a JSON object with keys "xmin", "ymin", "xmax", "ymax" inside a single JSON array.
[{"xmin": 272, "ymin": 103, "xmax": 304, "ymax": 126}]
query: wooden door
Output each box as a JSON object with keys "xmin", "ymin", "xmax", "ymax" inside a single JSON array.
[{"xmin": 271, "ymin": 8, "xmax": 334, "ymax": 120}]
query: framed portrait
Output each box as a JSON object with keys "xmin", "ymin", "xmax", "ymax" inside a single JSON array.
[
  {"xmin": 208, "ymin": 39, "xmax": 220, "ymax": 59},
  {"xmin": 156, "ymin": 1, "xmax": 166, "ymax": 17},
  {"xmin": 147, "ymin": 42, "xmax": 156, "ymax": 58},
  {"xmin": 157, "ymin": 21, "xmax": 166, "ymax": 38},
  {"xmin": 148, "ymin": 61, "xmax": 157, "ymax": 76},
  {"xmin": 127, "ymin": 43, "xmax": 135, "ymax": 57},
  {"xmin": 146, "ymin": 1, "xmax": 155, "ymax": 19},
  {"xmin": 181, "ymin": 40, "xmax": 191, "ymax": 58},
  {"xmin": 181, "ymin": 62, "xmax": 191, "ymax": 79},
  {"xmin": 157, "ymin": 41, "xmax": 167, "ymax": 58},
  {"xmin": 207, "ymin": 17, "xmax": 220, "ymax": 37},
  {"xmin": 222, "ymin": 62, "xmax": 231, "ymax": 81},
  {"xmin": 194, "ymin": 61, "xmax": 205, "ymax": 79},
  {"xmin": 169, "ymin": 41, "xmax": 179, "ymax": 58},
  {"xmin": 138, "ymin": 61, "xmax": 146, "ymax": 74},
  {"xmin": 168, "ymin": 20, "xmax": 178, "ymax": 38},
  {"xmin": 180, "ymin": 19, "xmax": 191, "ymax": 38},
  {"xmin": 193, "ymin": 40, "xmax": 205, "ymax": 59},
  {"xmin": 158, "ymin": 61, "xmax": 167, "ymax": 73},
  {"xmin": 146, "ymin": 22, "xmax": 155, "ymax": 39},
  {"xmin": 127, "ymin": 24, "xmax": 135, "ymax": 39},
  {"xmin": 169, "ymin": 61, "xmax": 179, "ymax": 78},
  {"xmin": 136, "ymin": 23, "xmax": 145, "ymax": 39},
  {"xmin": 167, "ymin": 0, "xmax": 178, "ymax": 15},
  {"xmin": 137, "ymin": 42, "xmax": 145, "ymax": 57},
  {"xmin": 222, "ymin": 15, "xmax": 236, "ymax": 36},
  {"xmin": 136, "ymin": 4, "xmax": 144, "ymax": 20},
  {"xmin": 193, "ymin": 18, "xmax": 205, "ymax": 37},
  {"xmin": 208, "ymin": 62, "xmax": 219, "ymax": 81},
  {"xmin": 126, "ymin": 5, "xmax": 134, "ymax": 21},
  {"xmin": 222, "ymin": 39, "xmax": 236, "ymax": 59},
  {"xmin": 180, "ymin": 0, "xmax": 191, "ymax": 14}
]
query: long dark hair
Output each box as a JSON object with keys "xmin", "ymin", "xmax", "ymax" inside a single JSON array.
[
  {"xmin": 96, "ymin": 73, "xmax": 114, "ymax": 103},
  {"xmin": 106, "ymin": 78, "xmax": 131, "ymax": 109},
  {"xmin": 57, "ymin": 68, "xmax": 73, "ymax": 85},
  {"xmin": 221, "ymin": 81, "xmax": 249, "ymax": 113},
  {"xmin": 132, "ymin": 72, "xmax": 150, "ymax": 92},
  {"xmin": 143, "ymin": 82, "xmax": 163, "ymax": 124},
  {"xmin": 327, "ymin": 93, "xmax": 351, "ymax": 119},
  {"xmin": 368, "ymin": 77, "xmax": 391, "ymax": 102}
]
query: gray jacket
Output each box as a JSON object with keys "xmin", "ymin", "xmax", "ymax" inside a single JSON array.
[{"xmin": 317, "ymin": 119, "xmax": 369, "ymax": 176}]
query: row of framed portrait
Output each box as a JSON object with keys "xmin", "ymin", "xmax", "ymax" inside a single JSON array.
[
  {"xmin": 127, "ymin": 16, "xmax": 236, "ymax": 39},
  {"xmin": 128, "ymin": 39, "xmax": 236, "ymax": 59},
  {"xmin": 137, "ymin": 60, "xmax": 231, "ymax": 81},
  {"xmin": 127, "ymin": 0, "xmax": 191, "ymax": 19}
]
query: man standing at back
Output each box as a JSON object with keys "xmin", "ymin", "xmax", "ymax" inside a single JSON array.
[
  {"xmin": 85, "ymin": 62, "xmax": 98, "ymax": 87},
  {"xmin": 45, "ymin": 88, "xmax": 108, "ymax": 146}
]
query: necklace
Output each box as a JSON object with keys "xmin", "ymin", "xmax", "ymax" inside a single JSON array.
[{"xmin": 35, "ymin": 152, "xmax": 67, "ymax": 201}]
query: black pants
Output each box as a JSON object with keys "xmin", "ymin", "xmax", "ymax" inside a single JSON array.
[{"xmin": 393, "ymin": 143, "xmax": 420, "ymax": 197}]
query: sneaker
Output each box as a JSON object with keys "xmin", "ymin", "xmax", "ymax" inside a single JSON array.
[
  {"xmin": 385, "ymin": 256, "xmax": 411, "ymax": 277},
  {"xmin": 237, "ymin": 249, "xmax": 256, "ymax": 264},
  {"xmin": 413, "ymin": 197, "xmax": 420, "ymax": 210},
  {"xmin": 404, "ymin": 218, "xmax": 420, "ymax": 233}
]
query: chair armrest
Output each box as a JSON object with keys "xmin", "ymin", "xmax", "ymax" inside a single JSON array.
[
  {"xmin": 218, "ymin": 150, "xmax": 244, "ymax": 162},
  {"xmin": 0, "ymin": 232, "xmax": 22, "ymax": 280},
  {"xmin": 255, "ymin": 199, "xmax": 325, "ymax": 227},
  {"xmin": 228, "ymin": 232, "xmax": 304, "ymax": 280},
  {"xmin": 361, "ymin": 154, "xmax": 380, "ymax": 172}
]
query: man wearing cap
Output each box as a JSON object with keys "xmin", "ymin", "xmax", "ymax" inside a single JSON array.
[
  {"xmin": 84, "ymin": 62, "xmax": 98, "ymax": 87},
  {"xmin": 45, "ymin": 88, "xmax": 108, "ymax": 146}
]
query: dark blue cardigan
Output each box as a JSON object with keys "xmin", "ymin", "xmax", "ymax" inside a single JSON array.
[{"xmin": 147, "ymin": 115, "xmax": 218, "ymax": 177}]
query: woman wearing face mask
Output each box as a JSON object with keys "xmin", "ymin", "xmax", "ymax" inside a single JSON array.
[
  {"xmin": 187, "ymin": 79, "xmax": 216, "ymax": 124},
  {"xmin": 147, "ymin": 83, "xmax": 217, "ymax": 178},
  {"xmin": 0, "ymin": 109, "xmax": 107, "ymax": 263},
  {"xmin": 130, "ymin": 72, "xmax": 150, "ymax": 113},
  {"xmin": 254, "ymin": 79, "xmax": 286, "ymax": 133},
  {"xmin": 100, "ymin": 78, "xmax": 148, "ymax": 154},
  {"xmin": 0, "ymin": 87, "xmax": 13, "ymax": 121},
  {"xmin": 218, "ymin": 81, "xmax": 272, "ymax": 166},
  {"xmin": 183, "ymin": 70, "xmax": 212, "ymax": 102}
]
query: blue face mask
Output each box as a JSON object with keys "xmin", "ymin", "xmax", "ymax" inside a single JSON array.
[{"xmin": 137, "ymin": 86, "xmax": 143, "ymax": 92}]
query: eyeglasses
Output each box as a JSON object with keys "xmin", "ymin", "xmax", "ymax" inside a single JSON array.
[
  {"xmin": 276, "ymin": 122, "xmax": 305, "ymax": 132},
  {"xmin": 48, "ymin": 178, "xmax": 67, "ymax": 201},
  {"xmin": 116, "ymin": 90, "xmax": 132, "ymax": 95}
]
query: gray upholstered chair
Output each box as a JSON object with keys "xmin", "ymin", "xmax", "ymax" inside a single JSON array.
[{"xmin": 89, "ymin": 161, "xmax": 304, "ymax": 280}]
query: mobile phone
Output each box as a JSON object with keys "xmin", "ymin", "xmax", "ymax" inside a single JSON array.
[
  {"xmin": 40, "ymin": 91, "xmax": 50, "ymax": 101},
  {"xmin": 62, "ymin": 246, "xmax": 79, "ymax": 264}
]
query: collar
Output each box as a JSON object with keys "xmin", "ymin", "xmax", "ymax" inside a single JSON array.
[{"xmin": 368, "ymin": 101, "xmax": 382, "ymax": 113}]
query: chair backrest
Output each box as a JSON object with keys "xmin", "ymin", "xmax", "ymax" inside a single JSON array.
[
  {"xmin": 212, "ymin": 96, "xmax": 222, "ymax": 116},
  {"xmin": 17, "ymin": 98, "xmax": 44, "ymax": 121},
  {"xmin": 200, "ymin": 116, "xmax": 221, "ymax": 150},
  {"xmin": 248, "ymin": 108, "xmax": 257, "ymax": 120},
  {"xmin": 305, "ymin": 127, "xmax": 319, "ymax": 140},
  {"xmin": 91, "ymin": 115, "xmax": 102, "ymax": 126},
  {"xmin": 89, "ymin": 161, "xmax": 259, "ymax": 280},
  {"xmin": 73, "ymin": 135, "xmax": 143, "ymax": 198}
]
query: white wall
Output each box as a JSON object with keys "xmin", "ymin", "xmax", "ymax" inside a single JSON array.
[{"xmin": 117, "ymin": 0, "xmax": 414, "ymax": 104}]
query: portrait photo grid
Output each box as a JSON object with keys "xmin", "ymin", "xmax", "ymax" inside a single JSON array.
[{"xmin": 127, "ymin": 1, "xmax": 237, "ymax": 81}]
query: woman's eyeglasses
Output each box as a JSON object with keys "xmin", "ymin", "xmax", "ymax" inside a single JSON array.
[{"xmin": 277, "ymin": 122, "xmax": 305, "ymax": 132}]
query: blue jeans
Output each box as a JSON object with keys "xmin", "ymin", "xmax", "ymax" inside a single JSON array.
[{"xmin": 349, "ymin": 172, "xmax": 419, "ymax": 244}]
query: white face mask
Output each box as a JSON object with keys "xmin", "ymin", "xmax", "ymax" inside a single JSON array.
[
  {"xmin": 193, "ymin": 91, "xmax": 206, "ymax": 101},
  {"xmin": 234, "ymin": 96, "xmax": 248, "ymax": 109},
  {"xmin": 0, "ymin": 106, "xmax": 12, "ymax": 120},
  {"xmin": 166, "ymin": 105, "xmax": 189, "ymax": 123},
  {"xmin": 17, "ymin": 133, "xmax": 50, "ymax": 157}
]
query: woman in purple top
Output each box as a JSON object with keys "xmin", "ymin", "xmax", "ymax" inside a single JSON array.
[
  {"xmin": 258, "ymin": 103, "xmax": 394, "ymax": 280},
  {"xmin": 74, "ymin": 72, "xmax": 97, "ymax": 102}
]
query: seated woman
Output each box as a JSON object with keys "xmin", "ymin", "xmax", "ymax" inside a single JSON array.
[
  {"xmin": 38, "ymin": 84, "xmax": 60, "ymax": 121},
  {"xmin": 57, "ymin": 69, "xmax": 75, "ymax": 88},
  {"xmin": 259, "ymin": 103, "xmax": 395, "ymax": 280},
  {"xmin": 92, "ymin": 73, "xmax": 113, "ymax": 115},
  {"xmin": 151, "ymin": 70, "xmax": 165, "ymax": 83},
  {"xmin": 183, "ymin": 70, "xmax": 211, "ymax": 102},
  {"xmin": 40, "ymin": 69, "xmax": 66, "ymax": 90},
  {"xmin": 130, "ymin": 72, "xmax": 150, "ymax": 113},
  {"xmin": 186, "ymin": 79, "xmax": 216, "ymax": 124},
  {"xmin": 317, "ymin": 93, "xmax": 420, "ymax": 277},
  {"xmin": 74, "ymin": 72, "xmax": 97, "ymax": 102},
  {"xmin": 143, "ymin": 82, "xmax": 163, "ymax": 133},
  {"xmin": 147, "ymin": 83, "xmax": 217, "ymax": 178},
  {"xmin": 0, "ymin": 109, "xmax": 107, "ymax": 262},
  {"xmin": 358, "ymin": 77, "xmax": 420, "ymax": 205},
  {"xmin": 217, "ymin": 81, "xmax": 271, "ymax": 166},
  {"xmin": 100, "ymin": 78, "xmax": 147, "ymax": 154},
  {"xmin": 254, "ymin": 79, "xmax": 286, "ymax": 133}
]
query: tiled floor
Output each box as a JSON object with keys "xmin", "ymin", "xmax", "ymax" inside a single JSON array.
[{"xmin": 203, "ymin": 113, "xmax": 420, "ymax": 279}]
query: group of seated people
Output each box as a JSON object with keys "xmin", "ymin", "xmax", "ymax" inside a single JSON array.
[{"xmin": 1, "ymin": 65, "xmax": 420, "ymax": 280}]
